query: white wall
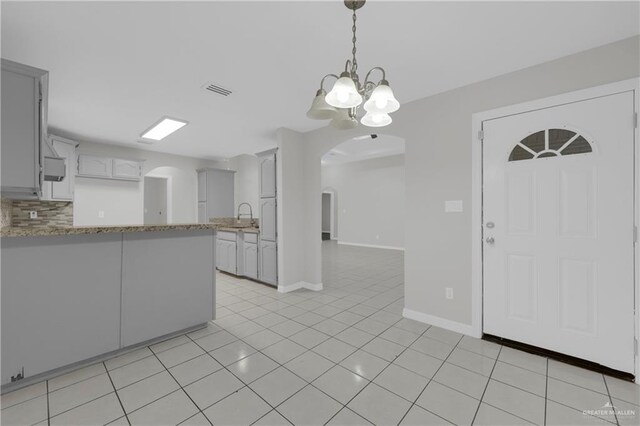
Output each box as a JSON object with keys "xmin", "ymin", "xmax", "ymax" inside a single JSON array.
[
  {"xmin": 228, "ymin": 154, "xmax": 260, "ymax": 219},
  {"xmin": 277, "ymin": 36, "xmax": 640, "ymax": 328},
  {"xmin": 321, "ymin": 155, "xmax": 405, "ymax": 249},
  {"xmin": 71, "ymin": 140, "xmax": 224, "ymax": 226}
]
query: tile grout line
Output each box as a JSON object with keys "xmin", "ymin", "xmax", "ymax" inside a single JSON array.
[
  {"xmin": 103, "ymin": 361, "xmax": 131, "ymax": 426},
  {"xmin": 469, "ymin": 345, "xmax": 502, "ymax": 425},
  {"xmin": 602, "ymin": 375, "xmax": 621, "ymax": 426},
  {"xmin": 147, "ymin": 349, "xmax": 213, "ymax": 426},
  {"xmin": 395, "ymin": 334, "xmax": 466, "ymax": 426},
  {"xmin": 46, "ymin": 379, "xmax": 50, "ymax": 426},
  {"xmin": 185, "ymin": 332, "xmax": 297, "ymax": 426},
  {"xmin": 544, "ymin": 358, "xmax": 549, "ymax": 426}
]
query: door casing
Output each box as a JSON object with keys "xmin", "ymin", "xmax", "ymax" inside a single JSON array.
[{"xmin": 471, "ymin": 78, "xmax": 640, "ymax": 379}]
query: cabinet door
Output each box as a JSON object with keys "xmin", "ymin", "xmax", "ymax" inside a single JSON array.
[
  {"xmin": 226, "ymin": 242, "xmax": 237, "ymax": 274},
  {"xmin": 259, "ymin": 154, "xmax": 276, "ymax": 198},
  {"xmin": 206, "ymin": 170, "xmax": 235, "ymax": 218},
  {"xmin": 197, "ymin": 171, "xmax": 207, "ymax": 202},
  {"xmin": 1, "ymin": 65, "xmax": 40, "ymax": 194},
  {"xmin": 51, "ymin": 141, "xmax": 75, "ymax": 200},
  {"xmin": 216, "ymin": 240, "xmax": 227, "ymax": 272},
  {"xmin": 78, "ymin": 155, "xmax": 111, "ymax": 178},
  {"xmin": 1, "ymin": 234, "xmax": 122, "ymax": 384},
  {"xmin": 198, "ymin": 201, "xmax": 207, "ymax": 224},
  {"xmin": 112, "ymin": 159, "xmax": 141, "ymax": 180},
  {"xmin": 259, "ymin": 240, "xmax": 277, "ymax": 286},
  {"xmin": 243, "ymin": 243, "xmax": 258, "ymax": 279},
  {"xmin": 260, "ymin": 198, "xmax": 277, "ymax": 241}
]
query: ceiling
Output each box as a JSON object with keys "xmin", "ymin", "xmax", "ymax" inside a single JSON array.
[
  {"xmin": 2, "ymin": 1, "xmax": 638, "ymax": 160},
  {"xmin": 322, "ymin": 134, "xmax": 404, "ymax": 165}
]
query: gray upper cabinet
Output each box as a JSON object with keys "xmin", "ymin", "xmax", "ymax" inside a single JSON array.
[
  {"xmin": 77, "ymin": 155, "xmax": 142, "ymax": 181},
  {"xmin": 259, "ymin": 153, "xmax": 276, "ymax": 198},
  {"xmin": 197, "ymin": 170, "xmax": 207, "ymax": 202},
  {"xmin": 78, "ymin": 155, "xmax": 111, "ymax": 178},
  {"xmin": 1, "ymin": 60, "xmax": 48, "ymax": 199},
  {"xmin": 197, "ymin": 168, "xmax": 235, "ymax": 223},
  {"xmin": 112, "ymin": 159, "xmax": 142, "ymax": 180},
  {"xmin": 260, "ymin": 198, "xmax": 277, "ymax": 241}
]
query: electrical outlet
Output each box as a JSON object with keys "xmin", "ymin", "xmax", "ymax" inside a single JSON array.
[
  {"xmin": 29, "ymin": 211, "xmax": 37, "ymax": 219},
  {"xmin": 376, "ymin": 234, "xmax": 380, "ymax": 240},
  {"xmin": 98, "ymin": 210, "xmax": 105, "ymax": 218},
  {"xmin": 445, "ymin": 287, "xmax": 454, "ymax": 299}
]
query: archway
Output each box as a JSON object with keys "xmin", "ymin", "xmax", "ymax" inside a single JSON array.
[{"xmin": 319, "ymin": 133, "xmax": 406, "ymax": 285}]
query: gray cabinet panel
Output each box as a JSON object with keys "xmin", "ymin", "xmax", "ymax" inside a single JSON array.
[
  {"xmin": 197, "ymin": 171, "xmax": 207, "ymax": 202},
  {"xmin": 206, "ymin": 169, "xmax": 235, "ymax": 219},
  {"xmin": 1, "ymin": 234, "xmax": 122, "ymax": 384},
  {"xmin": 260, "ymin": 198, "xmax": 277, "ymax": 241},
  {"xmin": 259, "ymin": 240, "xmax": 277, "ymax": 286},
  {"xmin": 121, "ymin": 231, "xmax": 214, "ymax": 347},
  {"xmin": 198, "ymin": 201, "xmax": 207, "ymax": 224},
  {"xmin": 259, "ymin": 154, "xmax": 276, "ymax": 198},
  {"xmin": 243, "ymin": 242, "xmax": 258, "ymax": 280},
  {"xmin": 78, "ymin": 155, "xmax": 111, "ymax": 178},
  {"xmin": 1, "ymin": 62, "xmax": 43, "ymax": 196},
  {"xmin": 112, "ymin": 159, "xmax": 141, "ymax": 180}
]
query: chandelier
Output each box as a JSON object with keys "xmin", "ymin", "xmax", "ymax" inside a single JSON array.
[{"xmin": 306, "ymin": 0, "xmax": 399, "ymax": 129}]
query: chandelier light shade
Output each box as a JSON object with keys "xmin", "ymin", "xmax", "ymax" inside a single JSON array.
[
  {"xmin": 307, "ymin": 89, "xmax": 338, "ymax": 120},
  {"xmin": 306, "ymin": 0, "xmax": 400, "ymax": 129},
  {"xmin": 361, "ymin": 112, "xmax": 392, "ymax": 127},
  {"xmin": 330, "ymin": 108, "xmax": 359, "ymax": 129},
  {"xmin": 363, "ymin": 81, "xmax": 400, "ymax": 114},
  {"xmin": 325, "ymin": 72, "xmax": 364, "ymax": 109}
]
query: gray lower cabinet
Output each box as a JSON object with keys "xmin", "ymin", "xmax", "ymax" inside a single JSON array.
[
  {"xmin": 121, "ymin": 231, "xmax": 214, "ymax": 346},
  {"xmin": 216, "ymin": 239, "xmax": 237, "ymax": 275},
  {"xmin": 1, "ymin": 234, "xmax": 122, "ymax": 384},
  {"xmin": 259, "ymin": 240, "xmax": 277, "ymax": 286},
  {"xmin": 243, "ymin": 242, "xmax": 258, "ymax": 279}
]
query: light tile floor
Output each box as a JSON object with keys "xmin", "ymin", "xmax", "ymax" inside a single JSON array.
[{"xmin": 2, "ymin": 242, "xmax": 639, "ymax": 425}]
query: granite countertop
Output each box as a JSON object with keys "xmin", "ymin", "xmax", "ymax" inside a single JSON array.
[
  {"xmin": 215, "ymin": 227, "xmax": 260, "ymax": 234},
  {"xmin": 0, "ymin": 223, "xmax": 220, "ymax": 238}
]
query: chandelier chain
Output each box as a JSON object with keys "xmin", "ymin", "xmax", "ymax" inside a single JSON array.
[{"xmin": 351, "ymin": 6, "xmax": 358, "ymax": 75}]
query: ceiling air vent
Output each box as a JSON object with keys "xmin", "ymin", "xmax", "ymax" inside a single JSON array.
[{"xmin": 203, "ymin": 82, "xmax": 232, "ymax": 97}]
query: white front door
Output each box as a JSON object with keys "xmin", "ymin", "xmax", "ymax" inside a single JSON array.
[{"xmin": 483, "ymin": 91, "xmax": 635, "ymax": 373}]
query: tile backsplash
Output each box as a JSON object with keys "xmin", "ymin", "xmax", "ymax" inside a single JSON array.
[{"xmin": 1, "ymin": 198, "xmax": 73, "ymax": 228}]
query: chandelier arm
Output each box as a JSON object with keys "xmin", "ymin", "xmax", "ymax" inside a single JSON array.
[
  {"xmin": 363, "ymin": 67, "xmax": 387, "ymax": 87},
  {"xmin": 319, "ymin": 74, "xmax": 339, "ymax": 91}
]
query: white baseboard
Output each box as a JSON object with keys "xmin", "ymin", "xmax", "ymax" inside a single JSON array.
[
  {"xmin": 403, "ymin": 308, "xmax": 479, "ymax": 337},
  {"xmin": 337, "ymin": 241, "xmax": 405, "ymax": 251},
  {"xmin": 278, "ymin": 281, "xmax": 323, "ymax": 293}
]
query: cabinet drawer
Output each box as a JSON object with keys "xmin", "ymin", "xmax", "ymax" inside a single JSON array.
[
  {"xmin": 244, "ymin": 233, "xmax": 258, "ymax": 244},
  {"xmin": 217, "ymin": 231, "xmax": 237, "ymax": 242}
]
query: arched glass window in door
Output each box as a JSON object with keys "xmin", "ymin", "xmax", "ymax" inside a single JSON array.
[{"xmin": 508, "ymin": 129, "xmax": 592, "ymax": 162}]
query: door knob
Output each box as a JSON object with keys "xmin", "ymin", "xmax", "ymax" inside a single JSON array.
[{"xmin": 486, "ymin": 237, "xmax": 495, "ymax": 244}]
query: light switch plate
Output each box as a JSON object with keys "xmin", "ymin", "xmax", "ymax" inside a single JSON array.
[{"xmin": 445, "ymin": 200, "xmax": 463, "ymax": 213}]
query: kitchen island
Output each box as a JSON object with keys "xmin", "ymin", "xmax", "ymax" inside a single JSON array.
[{"xmin": 1, "ymin": 224, "xmax": 216, "ymax": 389}]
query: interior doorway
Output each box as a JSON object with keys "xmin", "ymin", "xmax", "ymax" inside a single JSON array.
[
  {"xmin": 144, "ymin": 176, "xmax": 168, "ymax": 225},
  {"xmin": 321, "ymin": 191, "xmax": 335, "ymax": 240}
]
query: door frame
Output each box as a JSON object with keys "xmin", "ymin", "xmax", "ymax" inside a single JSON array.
[
  {"xmin": 143, "ymin": 175, "xmax": 170, "ymax": 224},
  {"xmin": 322, "ymin": 189, "xmax": 336, "ymax": 240},
  {"xmin": 471, "ymin": 78, "xmax": 639, "ymax": 378}
]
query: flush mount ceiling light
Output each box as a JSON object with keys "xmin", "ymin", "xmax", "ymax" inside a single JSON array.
[
  {"xmin": 307, "ymin": 0, "xmax": 399, "ymax": 129},
  {"xmin": 141, "ymin": 117, "xmax": 188, "ymax": 141}
]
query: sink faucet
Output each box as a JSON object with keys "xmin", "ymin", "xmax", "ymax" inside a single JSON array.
[{"xmin": 236, "ymin": 203, "xmax": 254, "ymax": 225}]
